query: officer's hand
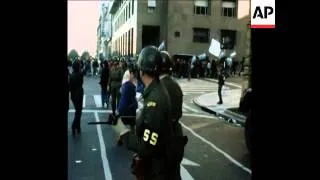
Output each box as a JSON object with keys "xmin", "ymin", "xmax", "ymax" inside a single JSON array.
[{"xmin": 113, "ymin": 118, "xmax": 130, "ymax": 137}]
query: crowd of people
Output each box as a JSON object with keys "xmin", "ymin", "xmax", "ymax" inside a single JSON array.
[
  {"xmin": 68, "ymin": 46, "xmax": 232, "ymax": 179},
  {"xmin": 172, "ymin": 56, "xmax": 245, "ymax": 79}
]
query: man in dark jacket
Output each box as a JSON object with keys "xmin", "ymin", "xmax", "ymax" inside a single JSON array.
[
  {"xmin": 99, "ymin": 60, "xmax": 110, "ymax": 108},
  {"xmin": 69, "ymin": 60, "xmax": 84, "ymax": 135},
  {"xmin": 159, "ymin": 51, "xmax": 187, "ymax": 180}
]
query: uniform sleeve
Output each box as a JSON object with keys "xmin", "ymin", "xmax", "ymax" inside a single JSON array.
[
  {"xmin": 177, "ymin": 88, "xmax": 183, "ymax": 120},
  {"xmin": 122, "ymin": 99, "xmax": 163, "ymax": 157}
]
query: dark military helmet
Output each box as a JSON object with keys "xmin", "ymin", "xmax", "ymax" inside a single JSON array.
[
  {"xmin": 137, "ymin": 46, "xmax": 162, "ymax": 73},
  {"xmin": 160, "ymin": 51, "xmax": 173, "ymax": 73}
]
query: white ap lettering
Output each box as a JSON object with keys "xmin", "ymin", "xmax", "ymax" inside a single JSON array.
[{"xmin": 253, "ymin": 6, "xmax": 274, "ymax": 19}]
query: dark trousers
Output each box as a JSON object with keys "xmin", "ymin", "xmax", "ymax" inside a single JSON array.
[
  {"xmin": 71, "ymin": 91, "xmax": 83, "ymax": 129},
  {"xmin": 218, "ymin": 84, "xmax": 223, "ymax": 103},
  {"xmin": 101, "ymin": 87, "xmax": 109, "ymax": 107},
  {"xmin": 111, "ymin": 87, "xmax": 121, "ymax": 115}
]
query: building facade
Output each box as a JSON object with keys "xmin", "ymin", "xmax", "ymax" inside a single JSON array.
[
  {"xmin": 97, "ymin": 1, "xmax": 113, "ymax": 59},
  {"xmin": 96, "ymin": 18, "xmax": 101, "ymax": 58},
  {"xmin": 108, "ymin": 0, "xmax": 250, "ymax": 61}
]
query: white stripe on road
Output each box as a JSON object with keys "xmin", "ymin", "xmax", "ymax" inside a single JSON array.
[
  {"xmin": 180, "ymin": 165, "xmax": 195, "ymax": 180},
  {"xmin": 182, "ymin": 90, "xmax": 213, "ymax": 92},
  {"xmin": 94, "ymin": 112, "xmax": 113, "ymax": 180},
  {"xmin": 182, "ymin": 107, "xmax": 187, "ymax": 113},
  {"xmin": 69, "ymin": 109, "xmax": 217, "ymax": 119},
  {"xmin": 183, "ymin": 103, "xmax": 200, "ymax": 113},
  {"xmin": 94, "ymin": 95, "xmax": 102, "ymax": 108},
  {"xmin": 182, "ymin": 113, "xmax": 217, "ymax": 119},
  {"xmin": 69, "ymin": 109, "xmax": 113, "ymax": 113},
  {"xmin": 82, "ymin": 95, "xmax": 86, "ymax": 108},
  {"xmin": 179, "ymin": 121, "xmax": 252, "ymax": 174},
  {"xmin": 69, "ymin": 109, "xmax": 220, "ymax": 119}
]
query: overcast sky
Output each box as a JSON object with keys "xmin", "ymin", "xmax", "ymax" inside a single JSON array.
[{"xmin": 68, "ymin": 0, "xmax": 100, "ymax": 57}]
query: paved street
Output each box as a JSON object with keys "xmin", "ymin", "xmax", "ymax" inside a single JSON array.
[{"xmin": 68, "ymin": 77, "xmax": 251, "ymax": 180}]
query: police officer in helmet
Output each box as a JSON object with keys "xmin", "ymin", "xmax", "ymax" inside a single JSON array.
[
  {"xmin": 113, "ymin": 46, "xmax": 174, "ymax": 179},
  {"xmin": 159, "ymin": 51, "xmax": 187, "ymax": 179}
]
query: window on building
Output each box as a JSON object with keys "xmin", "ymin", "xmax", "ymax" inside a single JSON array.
[
  {"xmin": 220, "ymin": 29, "xmax": 236, "ymax": 49},
  {"xmin": 148, "ymin": 7, "xmax": 155, "ymax": 13},
  {"xmin": 129, "ymin": 3, "xmax": 131, "ymax": 19},
  {"xmin": 128, "ymin": 30, "xmax": 131, "ymax": 56},
  {"xmin": 193, "ymin": 28, "xmax": 210, "ymax": 43},
  {"xmin": 132, "ymin": 0, "xmax": 134, "ymax": 15},
  {"xmin": 221, "ymin": 0, "xmax": 237, "ymax": 18},
  {"xmin": 194, "ymin": 0, "xmax": 208, "ymax": 15},
  {"xmin": 148, "ymin": 0, "xmax": 156, "ymax": 13},
  {"xmin": 131, "ymin": 28, "xmax": 134, "ymax": 56},
  {"xmin": 174, "ymin": 31, "xmax": 180, "ymax": 38}
]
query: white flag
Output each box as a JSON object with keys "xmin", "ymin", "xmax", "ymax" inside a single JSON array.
[
  {"xmin": 158, "ymin": 41, "xmax": 165, "ymax": 51},
  {"xmin": 208, "ymin": 38, "xmax": 221, "ymax": 57}
]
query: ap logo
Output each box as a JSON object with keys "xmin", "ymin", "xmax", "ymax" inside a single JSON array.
[{"xmin": 251, "ymin": 0, "xmax": 275, "ymax": 28}]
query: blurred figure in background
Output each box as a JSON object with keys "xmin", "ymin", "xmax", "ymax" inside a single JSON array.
[
  {"xmin": 99, "ymin": 60, "xmax": 110, "ymax": 108},
  {"xmin": 108, "ymin": 58, "xmax": 123, "ymax": 116},
  {"xmin": 69, "ymin": 59, "xmax": 84, "ymax": 135}
]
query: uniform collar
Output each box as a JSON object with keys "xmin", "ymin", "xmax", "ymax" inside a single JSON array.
[{"xmin": 142, "ymin": 79, "xmax": 158, "ymax": 98}]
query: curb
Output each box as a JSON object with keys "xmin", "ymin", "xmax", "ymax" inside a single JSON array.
[{"xmin": 193, "ymin": 97, "xmax": 246, "ymax": 126}]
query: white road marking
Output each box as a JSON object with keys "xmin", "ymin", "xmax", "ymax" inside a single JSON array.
[
  {"xmin": 182, "ymin": 113, "xmax": 217, "ymax": 119},
  {"xmin": 180, "ymin": 165, "xmax": 195, "ymax": 180},
  {"xmin": 179, "ymin": 121, "xmax": 252, "ymax": 174},
  {"xmin": 82, "ymin": 95, "xmax": 86, "ymax": 108},
  {"xmin": 69, "ymin": 109, "xmax": 113, "ymax": 113},
  {"xmin": 181, "ymin": 158, "xmax": 200, "ymax": 167},
  {"xmin": 94, "ymin": 95, "xmax": 102, "ymax": 107},
  {"xmin": 75, "ymin": 160, "xmax": 82, "ymax": 163},
  {"xmin": 182, "ymin": 108, "xmax": 188, "ymax": 112},
  {"xmin": 69, "ymin": 110, "xmax": 217, "ymax": 119},
  {"xmin": 94, "ymin": 112, "xmax": 113, "ymax": 180},
  {"xmin": 183, "ymin": 103, "xmax": 200, "ymax": 113}
]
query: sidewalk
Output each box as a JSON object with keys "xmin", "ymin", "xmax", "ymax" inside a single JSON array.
[
  {"xmin": 203, "ymin": 76, "xmax": 248, "ymax": 89},
  {"xmin": 193, "ymin": 89, "xmax": 247, "ymax": 124}
]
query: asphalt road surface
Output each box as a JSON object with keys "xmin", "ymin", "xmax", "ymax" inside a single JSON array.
[{"xmin": 68, "ymin": 76, "xmax": 250, "ymax": 180}]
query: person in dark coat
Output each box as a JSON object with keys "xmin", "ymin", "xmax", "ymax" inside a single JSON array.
[
  {"xmin": 69, "ymin": 60, "xmax": 84, "ymax": 135},
  {"xmin": 159, "ymin": 51, "xmax": 187, "ymax": 180},
  {"xmin": 99, "ymin": 60, "xmax": 110, "ymax": 108}
]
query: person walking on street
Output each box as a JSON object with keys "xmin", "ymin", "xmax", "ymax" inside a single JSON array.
[
  {"xmin": 69, "ymin": 59, "xmax": 84, "ymax": 135},
  {"xmin": 92, "ymin": 58, "xmax": 99, "ymax": 77},
  {"xmin": 217, "ymin": 58, "xmax": 226, "ymax": 105},
  {"xmin": 99, "ymin": 60, "xmax": 110, "ymax": 108},
  {"xmin": 108, "ymin": 58, "xmax": 123, "ymax": 116}
]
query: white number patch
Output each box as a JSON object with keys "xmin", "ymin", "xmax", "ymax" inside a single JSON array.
[{"xmin": 143, "ymin": 129, "xmax": 158, "ymax": 146}]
